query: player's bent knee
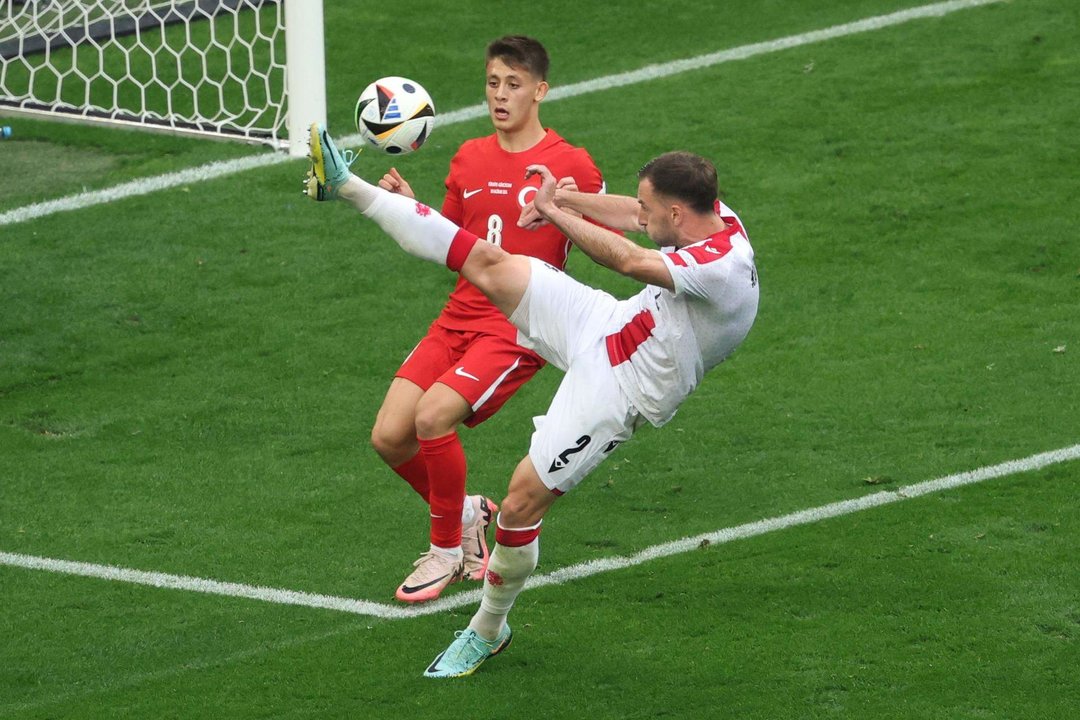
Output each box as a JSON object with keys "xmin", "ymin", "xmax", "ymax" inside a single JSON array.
[
  {"xmin": 498, "ymin": 488, "xmax": 553, "ymax": 529},
  {"xmin": 497, "ymin": 495, "xmax": 535, "ymax": 528},
  {"xmin": 413, "ymin": 394, "xmax": 469, "ymax": 440},
  {"xmin": 370, "ymin": 423, "xmax": 416, "ymax": 466},
  {"xmin": 463, "ymin": 250, "xmax": 530, "ymax": 317},
  {"xmin": 488, "ymin": 254, "xmax": 531, "ymax": 293},
  {"xmin": 496, "ymin": 455, "xmax": 556, "ymax": 527},
  {"xmin": 413, "ymin": 408, "xmax": 456, "ymax": 440}
]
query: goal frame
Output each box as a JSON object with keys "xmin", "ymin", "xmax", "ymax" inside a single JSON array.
[{"xmin": 0, "ymin": 0, "xmax": 325, "ymax": 157}]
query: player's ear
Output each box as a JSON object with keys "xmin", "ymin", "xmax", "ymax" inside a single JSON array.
[
  {"xmin": 534, "ymin": 80, "xmax": 549, "ymax": 102},
  {"xmin": 669, "ymin": 203, "xmax": 683, "ymax": 226}
]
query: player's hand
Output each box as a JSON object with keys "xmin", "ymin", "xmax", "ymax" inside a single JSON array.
[
  {"xmin": 378, "ymin": 167, "xmax": 415, "ymax": 198},
  {"xmin": 553, "ymin": 176, "xmax": 585, "ymax": 219},
  {"xmin": 523, "ymin": 164, "xmax": 558, "ymax": 219},
  {"xmin": 519, "ymin": 173, "xmax": 583, "ymax": 229},
  {"xmin": 517, "ymin": 202, "xmax": 547, "ymax": 231},
  {"xmin": 555, "ymin": 176, "xmax": 578, "ymax": 193}
]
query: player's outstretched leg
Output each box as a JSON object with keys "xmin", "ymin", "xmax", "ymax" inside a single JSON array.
[
  {"xmin": 423, "ymin": 625, "xmax": 513, "ymax": 678},
  {"xmin": 303, "ymin": 123, "xmax": 357, "ymax": 201},
  {"xmin": 303, "ymin": 123, "xmax": 478, "ymax": 268}
]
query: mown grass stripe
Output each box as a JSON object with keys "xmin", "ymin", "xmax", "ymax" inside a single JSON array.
[{"xmin": 4, "ymin": 442, "xmax": 1077, "ymax": 618}]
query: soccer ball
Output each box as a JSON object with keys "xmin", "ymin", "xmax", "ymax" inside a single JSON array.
[{"xmin": 354, "ymin": 76, "xmax": 435, "ymax": 155}]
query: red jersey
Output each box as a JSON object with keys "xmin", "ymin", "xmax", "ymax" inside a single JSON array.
[{"xmin": 437, "ymin": 129, "xmax": 605, "ymax": 337}]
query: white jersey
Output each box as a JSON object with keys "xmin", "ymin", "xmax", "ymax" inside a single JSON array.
[{"xmin": 606, "ymin": 203, "xmax": 759, "ymax": 426}]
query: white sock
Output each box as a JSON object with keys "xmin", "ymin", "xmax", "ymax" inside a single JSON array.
[
  {"xmin": 338, "ymin": 174, "xmax": 381, "ymax": 213},
  {"xmin": 345, "ymin": 177, "xmax": 460, "ymax": 266},
  {"xmin": 460, "ymin": 496, "xmax": 476, "ymax": 526},
  {"xmin": 430, "ymin": 543, "xmax": 463, "ymax": 559},
  {"xmin": 467, "ymin": 537, "xmax": 539, "ymax": 640}
]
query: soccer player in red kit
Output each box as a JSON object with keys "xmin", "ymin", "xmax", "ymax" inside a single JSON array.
[{"xmin": 369, "ymin": 36, "xmax": 606, "ymax": 602}]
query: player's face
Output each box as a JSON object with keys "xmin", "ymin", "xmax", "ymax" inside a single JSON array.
[
  {"xmin": 636, "ymin": 178, "xmax": 678, "ymax": 247},
  {"xmin": 486, "ymin": 58, "xmax": 547, "ymax": 134}
]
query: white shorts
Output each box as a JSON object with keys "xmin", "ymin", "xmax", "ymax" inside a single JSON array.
[{"xmin": 509, "ymin": 259, "xmax": 646, "ymax": 494}]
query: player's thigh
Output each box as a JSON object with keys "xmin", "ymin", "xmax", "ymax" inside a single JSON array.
[
  {"xmin": 394, "ymin": 324, "xmax": 462, "ymax": 392},
  {"xmin": 528, "ymin": 346, "xmax": 642, "ymax": 496},
  {"xmin": 431, "ymin": 334, "xmax": 544, "ymax": 428},
  {"xmin": 374, "ymin": 326, "xmax": 460, "ymax": 447},
  {"xmin": 508, "ymin": 258, "xmax": 620, "ymax": 371}
]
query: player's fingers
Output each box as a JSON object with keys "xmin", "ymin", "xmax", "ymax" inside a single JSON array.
[
  {"xmin": 518, "ymin": 203, "xmax": 548, "ymax": 230},
  {"xmin": 517, "ymin": 202, "xmax": 539, "ymax": 227},
  {"xmin": 555, "ymin": 176, "xmax": 578, "ymax": 191},
  {"xmin": 524, "ymin": 164, "xmax": 554, "ymax": 182},
  {"xmin": 377, "ymin": 176, "xmax": 398, "ymax": 191},
  {"xmin": 390, "ymin": 168, "xmax": 417, "ymax": 198}
]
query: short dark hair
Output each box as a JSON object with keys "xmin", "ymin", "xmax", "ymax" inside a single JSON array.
[
  {"xmin": 486, "ymin": 35, "xmax": 550, "ymax": 81},
  {"xmin": 638, "ymin": 152, "xmax": 718, "ymax": 214}
]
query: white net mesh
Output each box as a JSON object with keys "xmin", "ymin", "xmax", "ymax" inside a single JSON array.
[{"xmin": 0, "ymin": 0, "xmax": 288, "ymax": 147}]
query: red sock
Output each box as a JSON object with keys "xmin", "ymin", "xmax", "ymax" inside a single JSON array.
[
  {"xmin": 495, "ymin": 522, "xmax": 542, "ymax": 547},
  {"xmin": 419, "ymin": 432, "xmax": 467, "ymax": 549},
  {"xmin": 392, "ymin": 452, "xmax": 430, "ymax": 503}
]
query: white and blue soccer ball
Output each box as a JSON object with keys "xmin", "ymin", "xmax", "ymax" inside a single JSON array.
[{"xmin": 354, "ymin": 76, "xmax": 435, "ymax": 155}]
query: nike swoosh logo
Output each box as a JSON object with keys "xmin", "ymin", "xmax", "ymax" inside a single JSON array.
[
  {"xmin": 463, "ymin": 188, "xmax": 483, "ymax": 199},
  {"xmin": 455, "ymin": 367, "xmax": 480, "ymax": 381},
  {"xmin": 400, "ymin": 573, "xmax": 454, "ymax": 594},
  {"xmin": 471, "ymin": 530, "xmax": 485, "ymax": 559},
  {"xmin": 425, "ymin": 653, "xmax": 446, "ymax": 674}
]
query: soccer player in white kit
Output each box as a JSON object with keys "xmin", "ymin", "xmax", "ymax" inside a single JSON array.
[{"xmin": 304, "ymin": 127, "xmax": 759, "ymax": 677}]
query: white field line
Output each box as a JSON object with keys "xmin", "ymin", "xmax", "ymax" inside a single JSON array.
[
  {"xmin": 0, "ymin": 0, "xmax": 1003, "ymax": 229},
  {"xmin": 3, "ymin": 442, "xmax": 1078, "ymax": 619}
]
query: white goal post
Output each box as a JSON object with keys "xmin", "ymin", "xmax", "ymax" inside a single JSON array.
[{"xmin": 0, "ymin": 0, "xmax": 325, "ymax": 156}]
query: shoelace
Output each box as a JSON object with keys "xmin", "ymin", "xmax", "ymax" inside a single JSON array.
[
  {"xmin": 447, "ymin": 630, "xmax": 489, "ymax": 663},
  {"xmin": 340, "ymin": 148, "xmax": 359, "ymax": 170}
]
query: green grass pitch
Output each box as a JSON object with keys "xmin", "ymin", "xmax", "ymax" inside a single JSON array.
[{"xmin": 1, "ymin": 0, "xmax": 1078, "ymax": 717}]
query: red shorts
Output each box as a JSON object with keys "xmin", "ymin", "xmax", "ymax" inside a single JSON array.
[{"xmin": 396, "ymin": 323, "xmax": 545, "ymax": 427}]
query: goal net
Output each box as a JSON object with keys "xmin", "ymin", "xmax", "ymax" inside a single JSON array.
[{"xmin": 0, "ymin": 0, "xmax": 325, "ymax": 155}]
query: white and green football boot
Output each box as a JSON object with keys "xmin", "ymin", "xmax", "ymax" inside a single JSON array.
[
  {"xmin": 423, "ymin": 625, "xmax": 513, "ymax": 678},
  {"xmin": 304, "ymin": 122, "xmax": 357, "ymax": 201}
]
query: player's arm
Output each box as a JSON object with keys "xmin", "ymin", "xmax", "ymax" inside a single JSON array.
[
  {"xmin": 526, "ymin": 165, "xmax": 674, "ymax": 291},
  {"xmin": 551, "ymin": 188, "xmax": 642, "ymax": 234}
]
